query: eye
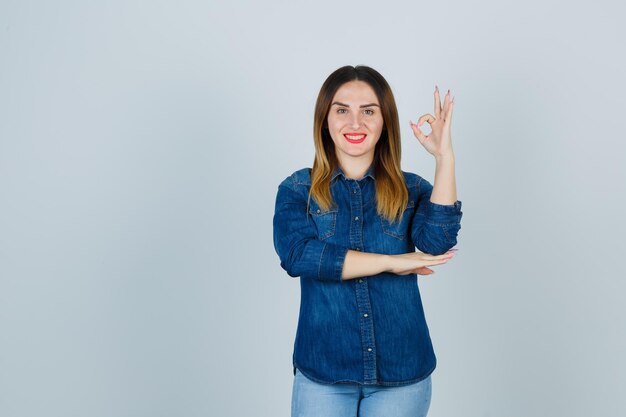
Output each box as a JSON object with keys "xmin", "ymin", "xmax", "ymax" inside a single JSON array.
[
  {"xmin": 363, "ymin": 109, "xmax": 375, "ymax": 115},
  {"xmin": 337, "ymin": 108, "xmax": 347, "ymax": 114}
]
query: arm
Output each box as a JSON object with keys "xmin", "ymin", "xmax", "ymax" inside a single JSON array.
[
  {"xmin": 411, "ymin": 172, "xmax": 463, "ymax": 255},
  {"xmin": 431, "ymin": 153, "xmax": 457, "ymax": 204},
  {"xmin": 341, "ymin": 250, "xmax": 391, "ymax": 280},
  {"xmin": 409, "ymin": 87, "xmax": 463, "ymax": 255},
  {"xmin": 273, "ymin": 180, "xmax": 453, "ymax": 281},
  {"xmin": 273, "ymin": 182, "xmax": 348, "ymax": 282},
  {"xmin": 340, "ymin": 250, "xmax": 453, "ymax": 280}
]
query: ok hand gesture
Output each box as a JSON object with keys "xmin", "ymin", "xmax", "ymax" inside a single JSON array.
[{"xmin": 410, "ymin": 86, "xmax": 455, "ymax": 158}]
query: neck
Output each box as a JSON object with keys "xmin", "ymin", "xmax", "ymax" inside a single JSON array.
[{"xmin": 337, "ymin": 154, "xmax": 374, "ymax": 180}]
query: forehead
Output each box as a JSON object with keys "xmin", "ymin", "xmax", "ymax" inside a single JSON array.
[{"xmin": 332, "ymin": 80, "xmax": 379, "ymax": 104}]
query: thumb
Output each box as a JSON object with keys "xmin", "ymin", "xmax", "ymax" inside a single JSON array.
[{"xmin": 415, "ymin": 266, "xmax": 434, "ymax": 275}]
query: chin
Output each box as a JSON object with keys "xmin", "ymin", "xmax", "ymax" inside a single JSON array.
[{"xmin": 344, "ymin": 150, "xmax": 372, "ymax": 158}]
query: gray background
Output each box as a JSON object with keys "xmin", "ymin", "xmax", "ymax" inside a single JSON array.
[{"xmin": 1, "ymin": 1, "xmax": 625, "ymax": 416}]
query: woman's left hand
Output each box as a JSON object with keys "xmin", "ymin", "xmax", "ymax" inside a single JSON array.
[{"xmin": 410, "ymin": 86, "xmax": 455, "ymax": 158}]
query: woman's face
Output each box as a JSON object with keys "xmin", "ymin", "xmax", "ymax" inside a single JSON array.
[{"xmin": 326, "ymin": 80, "xmax": 384, "ymax": 165}]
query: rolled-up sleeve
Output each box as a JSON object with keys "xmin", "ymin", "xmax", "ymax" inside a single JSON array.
[
  {"xmin": 273, "ymin": 179, "xmax": 349, "ymax": 282},
  {"xmin": 411, "ymin": 177, "xmax": 463, "ymax": 255}
]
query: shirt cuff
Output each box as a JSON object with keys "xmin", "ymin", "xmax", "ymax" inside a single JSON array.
[
  {"xmin": 427, "ymin": 200, "xmax": 463, "ymax": 225},
  {"xmin": 319, "ymin": 242, "xmax": 350, "ymax": 282}
]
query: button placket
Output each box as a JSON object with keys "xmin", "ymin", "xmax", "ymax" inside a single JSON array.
[
  {"xmin": 349, "ymin": 180, "xmax": 364, "ymax": 253},
  {"xmin": 347, "ymin": 177, "xmax": 377, "ymax": 383}
]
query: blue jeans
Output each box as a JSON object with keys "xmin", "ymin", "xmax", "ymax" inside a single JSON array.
[{"xmin": 291, "ymin": 368, "xmax": 432, "ymax": 417}]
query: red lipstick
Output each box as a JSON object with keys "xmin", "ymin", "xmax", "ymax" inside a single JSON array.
[{"xmin": 343, "ymin": 133, "xmax": 367, "ymax": 144}]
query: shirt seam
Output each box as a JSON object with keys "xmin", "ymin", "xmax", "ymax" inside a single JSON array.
[
  {"xmin": 318, "ymin": 242, "xmax": 327, "ymax": 281},
  {"xmin": 293, "ymin": 363, "xmax": 437, "ymax": 387}
]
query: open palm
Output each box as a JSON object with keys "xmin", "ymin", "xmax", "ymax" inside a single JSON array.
[{"xmin": 410, "ymin": 86, "xmax": 455, "ymax": 158}]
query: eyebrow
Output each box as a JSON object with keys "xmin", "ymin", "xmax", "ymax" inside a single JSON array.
[{"xmin": 331, "ymin": 101, "xmax": 380, "ymax": 108}]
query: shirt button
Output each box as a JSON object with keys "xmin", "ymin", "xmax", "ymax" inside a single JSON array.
[
  {"xmin": 353, "ymin": 189, "xmax": 357, "ymax": 193},
  {"xmin": 316, "ymin": 209, "xmax": 320, "ymax": 214},
  {"xmin": 358, "ymin": 279, "xmax": 363, "ymax": 283},
  {"xmin": 354, "ymin": 216, "xmax": 359, "ymax": 221},
  {"xmin": 363, "ymin": 313, "xmax": 368, "ymax": 318},
  {"xmin": 367, "ymin": 348, "xmax": 373, "ymax": 352},
  {"xmin": 355, "ymin": 248, "xmax": 361, "ymax": 251}
]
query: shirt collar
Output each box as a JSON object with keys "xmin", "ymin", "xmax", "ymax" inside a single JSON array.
[{"xmin": 331, "ymin": 162, "xmax": 376, "ymax": 182}]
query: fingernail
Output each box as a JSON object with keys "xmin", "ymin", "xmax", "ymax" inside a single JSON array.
[{"xmin": 435, "ymin": 85, "xmax": 438, "ymax": 91}]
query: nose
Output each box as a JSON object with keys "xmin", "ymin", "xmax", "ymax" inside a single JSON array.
[{"xmin": 351, "ymin": 112, "xmax": 362, "ymax": 129}]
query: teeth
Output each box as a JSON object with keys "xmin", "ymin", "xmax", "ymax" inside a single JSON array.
[{"xmin": 345, "ymin": 134, "xmax": 365, "ymax": 140}]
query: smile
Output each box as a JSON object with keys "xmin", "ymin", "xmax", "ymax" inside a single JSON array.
[{"xmin": 343, "ymin": 133, "xmax": 366, "ymax": 143}]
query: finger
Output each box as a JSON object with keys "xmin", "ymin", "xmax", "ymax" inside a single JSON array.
[
  {"xmin": 442, "ymin": 89, "xmax": 450, "ymax": 118},
  {"xmin": 410, "ymin": 121, "xmax": 429, "ymax": 144},
  {"xmin": 445, "ymin": 95, "xmax": 455, "ymax": 128},
  {"xmin": 403, "ymin": 266, "xmax": 433, "ymax": 275},
  {"xmin": 411, "ymin": 113, "xmax": 436, "ymax": 143},
  {"xmin": 423, "ymin": 258, "xmax": 452, "ymax": 267},
  {"xmin": 421, "ymin": 256, "xmax": 454, "ymax": 264},
  {"xmin": 420, "ymin": 252, "xmax": 456, "ymax": 260},
  {"xmin": 417, "ymin": 113, "xmax": 436, "ymax": 126},
  {"xmin": 434, "ymin": 85, "xmax": 442, "ymax": 119}
]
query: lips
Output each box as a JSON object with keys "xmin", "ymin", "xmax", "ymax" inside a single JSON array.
[{"xmin": 343, "ymin": 133, "xmax": 367, "ymax": 144}]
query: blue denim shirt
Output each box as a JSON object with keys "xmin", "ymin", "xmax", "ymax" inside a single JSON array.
[{"xmin": 272, "ymin": 163, "xmax": 463, "ymax": 386}]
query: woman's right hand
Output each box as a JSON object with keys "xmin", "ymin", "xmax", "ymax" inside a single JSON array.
[{"xmin": 387, "ymin": 250, "xmax": 457, "ymax": 276}]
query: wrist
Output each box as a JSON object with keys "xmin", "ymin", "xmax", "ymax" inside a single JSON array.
[
  {"xmin": 381, "ymin": 254, "xmax": 394, "ymax": 273},
  {"xmin": 435, "ymin": 152, "xmax": 455, "ymax": 163}
]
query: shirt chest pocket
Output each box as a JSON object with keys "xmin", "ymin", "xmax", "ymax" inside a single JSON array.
[
  {"xmin": 308, "ymin": 205, "xmax": 338, "ymax": 241},
  {"xmin": 380, "ymin": 200, "xmax": 415, "ymax": 240}
]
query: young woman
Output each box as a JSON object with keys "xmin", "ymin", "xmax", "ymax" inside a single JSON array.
[{"xmin": 273, "ymin": 65, "xmax": 463, "ymax": 417}]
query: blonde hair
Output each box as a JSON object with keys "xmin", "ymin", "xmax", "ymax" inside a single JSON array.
[{"xmin": 308, "ymin": 65, "xmax": 408, "ymax": 223}]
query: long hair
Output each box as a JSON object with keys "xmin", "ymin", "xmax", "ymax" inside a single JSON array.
[{"xmin": 309, "ymin": 65, "xmax": 408, "ymax": 223}]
